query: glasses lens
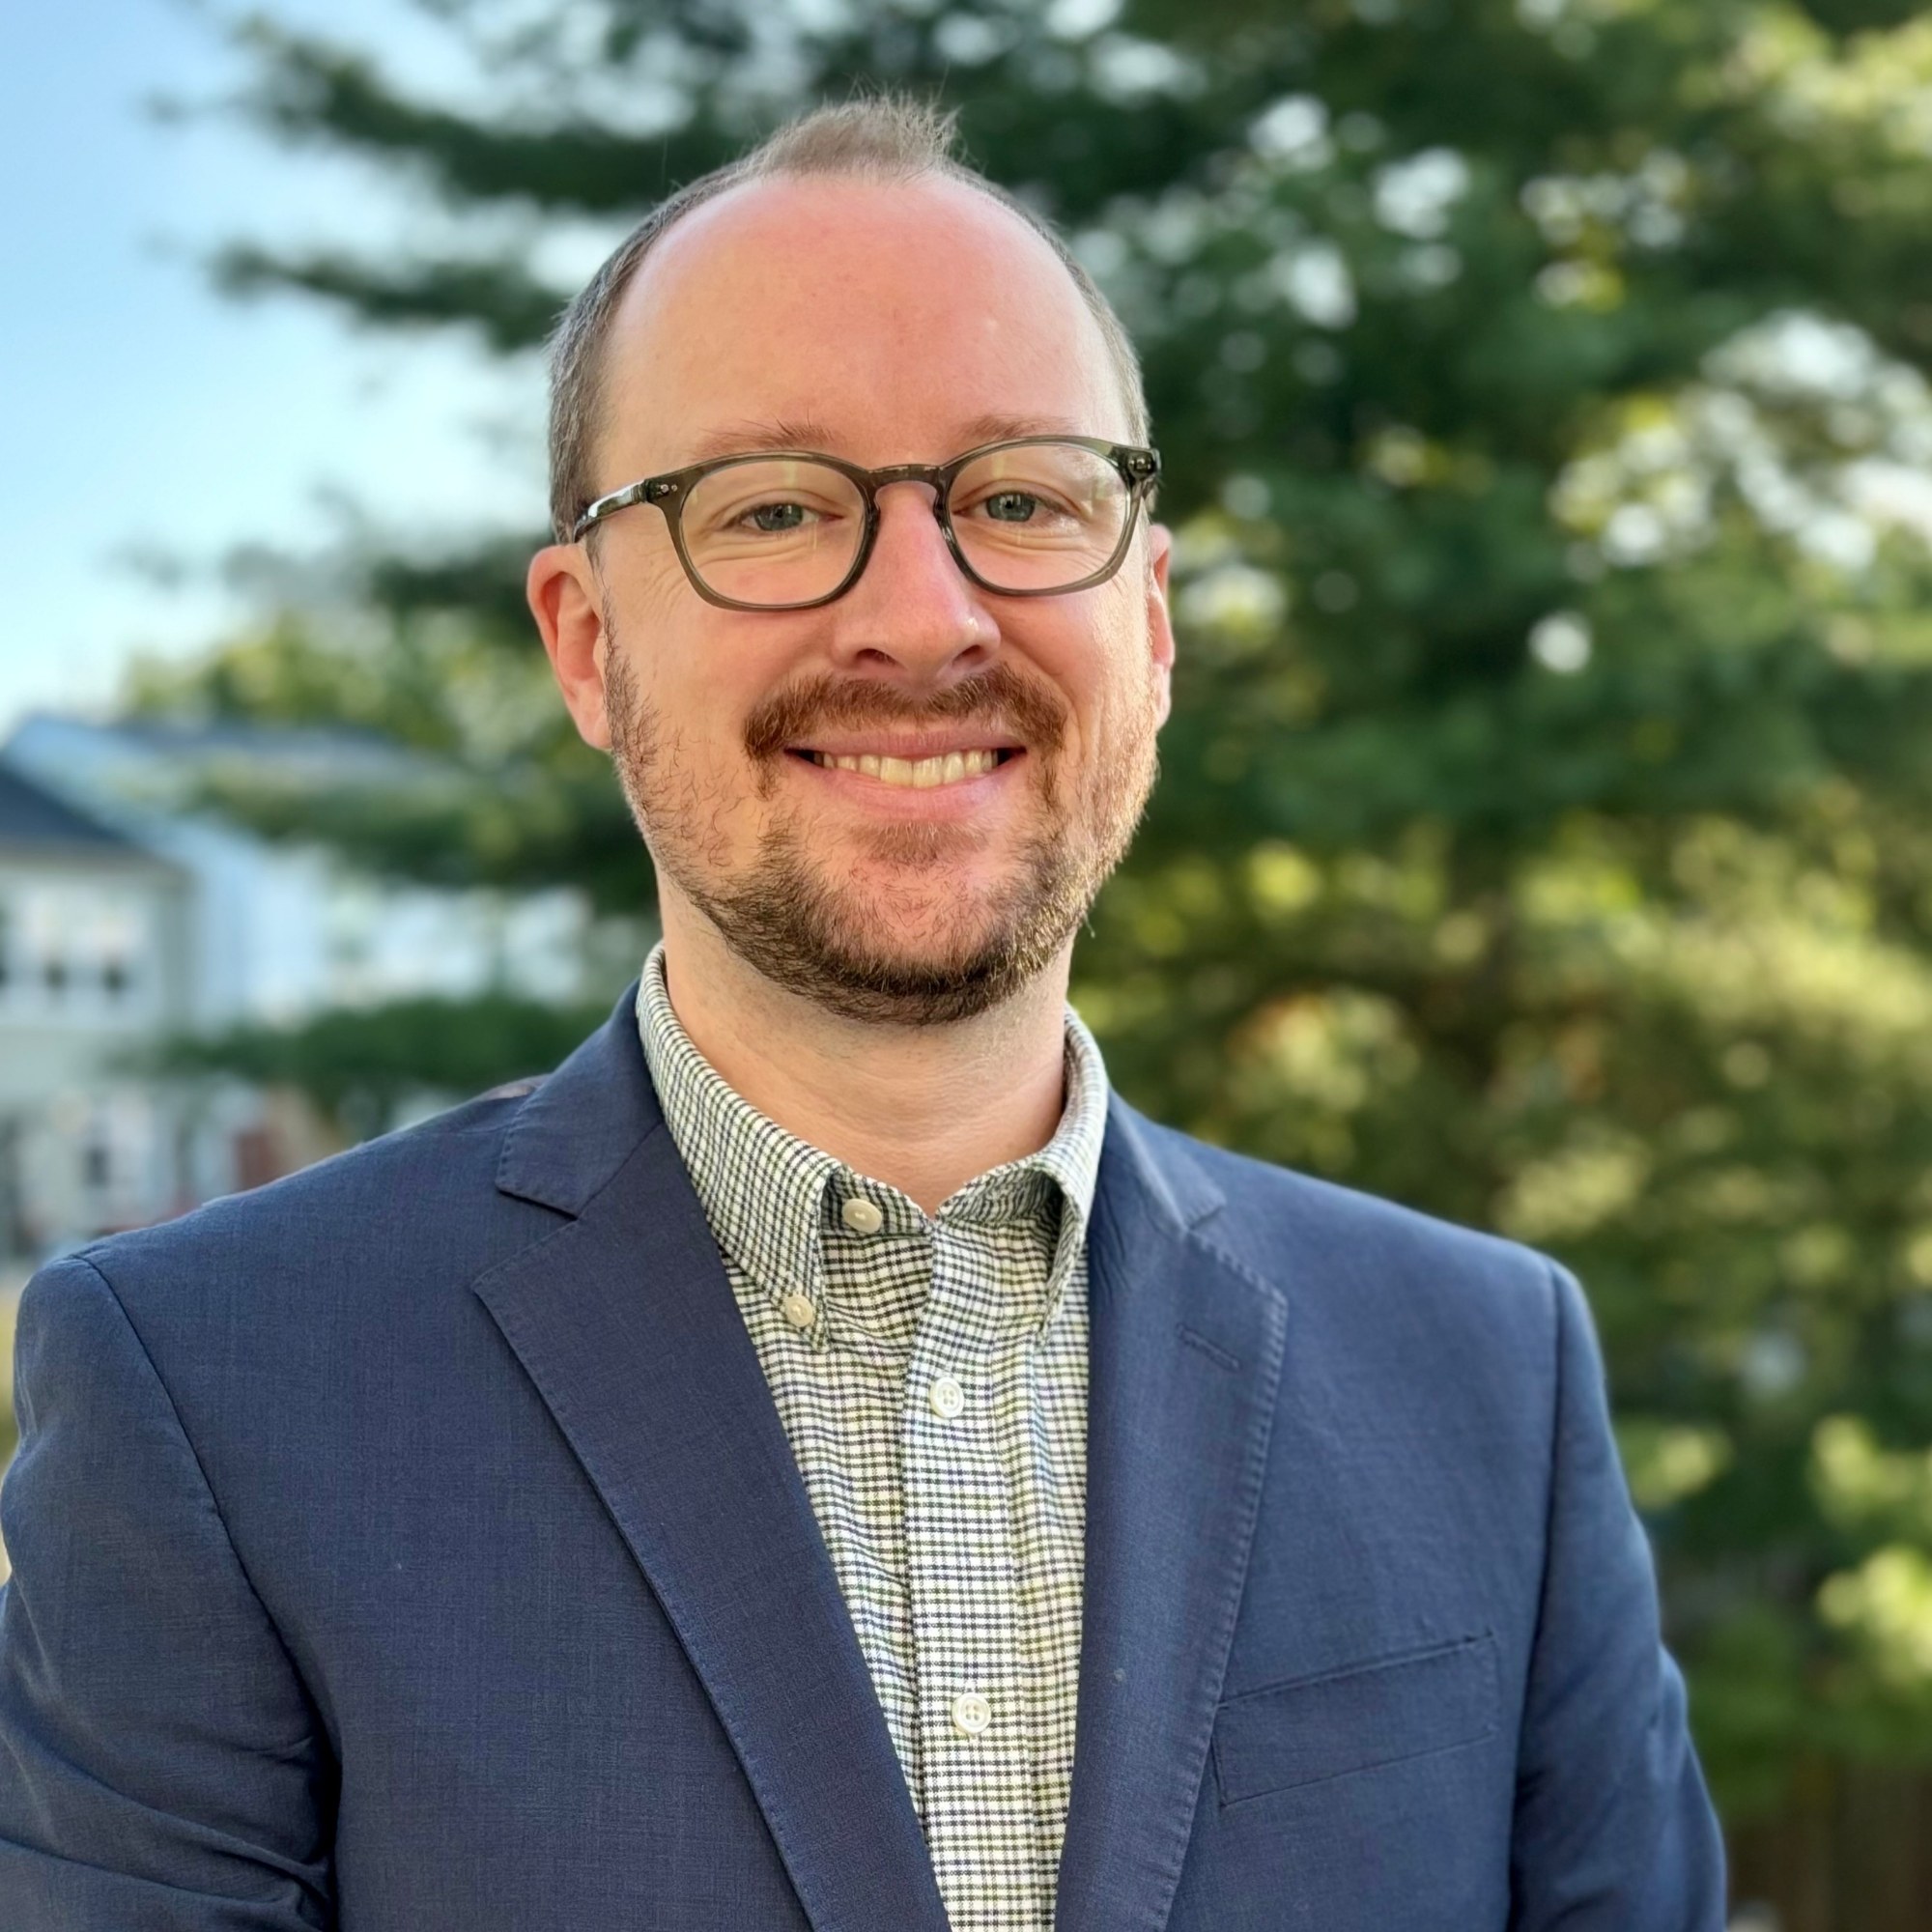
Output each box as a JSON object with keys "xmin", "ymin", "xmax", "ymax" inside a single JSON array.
[
  {"xmin": 680, "ymin": 457, "xmax": 867, "ymax": 607},
  {"xmin": 947, "ymin": 442, "xmax": 1132, "ymax": 591}
]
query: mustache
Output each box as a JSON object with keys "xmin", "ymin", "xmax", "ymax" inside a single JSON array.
[{"xmin": 743, "ymin": 663, "xmax": 1067, "ymax": 762}]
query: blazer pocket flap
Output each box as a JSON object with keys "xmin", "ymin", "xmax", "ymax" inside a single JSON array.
[{"xmin": 1213, "ymin": 1631, "xmax": 1499, "ymax": 1804}]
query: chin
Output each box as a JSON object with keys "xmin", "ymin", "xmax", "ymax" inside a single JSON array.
[
  {"xmin": 825, "ymin": 901, "xmax": 1015, "ymax": 975},
  {"xmin": 675, "ymin": 811, "xmax": 1092, "ymax": 1025},
  {"xmin": 840, "ymin": 867, "xmax": 1003, "ymax": 924},
  {"xmin": 704, "ymin": 883, "xmax": 1073, "ymax": 1027}
]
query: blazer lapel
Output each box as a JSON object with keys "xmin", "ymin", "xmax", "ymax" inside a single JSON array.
[
  {"xmin": 469, "ymin": 988, "xmax": 951, "ymax": 1932},
  {"xmin": 1055, "ymin": 1096, "xmax": 1290, "ymax": 1932}
]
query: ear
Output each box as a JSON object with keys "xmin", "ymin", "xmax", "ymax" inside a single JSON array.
[
  {"xmin": 1145, "ymin": 520, "xmax": 1177, "ymax": 728},
  {"xmin": 527, "ymin": 542, "xmax": 613, "ymax": 751}
]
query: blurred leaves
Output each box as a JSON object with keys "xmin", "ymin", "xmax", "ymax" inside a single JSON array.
[{"xmin": 133, "ymin": 991, "xmax": 614, "ymax": 1144}]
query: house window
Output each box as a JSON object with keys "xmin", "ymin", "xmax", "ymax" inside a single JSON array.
[
  {"xmin": 11, "ymin": 891, "xmax": 148, "ymax": 1009},
  {"xmin": 21, "ymin": 893, "xmax": 64, "ymax": 1001},
  {"xmin": 94, "ymin": 903, "xmax": 140, "ymax": 1003}
]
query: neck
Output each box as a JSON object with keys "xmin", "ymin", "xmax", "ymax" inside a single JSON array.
[{"xmin": 654, "ymin": 895, "xmax": 1074, "ymax": 1214}]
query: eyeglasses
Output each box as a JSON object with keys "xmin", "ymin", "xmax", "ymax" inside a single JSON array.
[{"xmin": 572, "ymin": 434, "xmax": 1161, "ymax": 611}]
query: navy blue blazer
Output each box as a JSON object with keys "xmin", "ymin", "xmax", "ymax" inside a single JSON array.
[{"xmin": 0, "ymin": 980, "xmax": 1725, "ymax": 1930}]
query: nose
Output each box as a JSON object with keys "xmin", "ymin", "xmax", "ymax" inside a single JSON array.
[{"xmin": 824, "ymin": 479, "xmax": 1000, "ymax": 683}]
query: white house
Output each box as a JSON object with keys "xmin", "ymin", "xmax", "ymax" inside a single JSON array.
[
  {"xmin": 0, "ymin": 711, "xmax": 606, "ymax": 1266},
  {"xmin": 0, "ymin": 756, "xmax": 216, "ymax": 1259},
  {"xmin": 3, "ymin": 711, "xmax": 596, "ymax": 1023}
]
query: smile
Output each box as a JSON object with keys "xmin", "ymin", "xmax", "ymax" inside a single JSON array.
[{"xmin": 792, "ymin": 748, "xmax": 1017, "ymax": 788}]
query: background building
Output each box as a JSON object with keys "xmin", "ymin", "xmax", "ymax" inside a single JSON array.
[
  {"xmin": 0, "ymin": 756, "xmax": 203, "ymax": 1264},
  {"xmin": 0, "ymin": 709, "xmax": 592, "ymax": 1272}
]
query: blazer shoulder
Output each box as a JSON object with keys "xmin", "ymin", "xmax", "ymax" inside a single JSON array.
[{"xmin": 1140, "ymin": 1113, "xmax": 1559, "ymax": 1315}]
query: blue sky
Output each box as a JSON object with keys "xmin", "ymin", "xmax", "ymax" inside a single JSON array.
[{"xmin": 0, "ymin": 0, "xmax": 555, "ymax": 739}]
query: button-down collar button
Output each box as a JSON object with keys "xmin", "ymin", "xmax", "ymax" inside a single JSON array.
[
  {"xmin": 781, "ymin": 1292, "xmax": 817, "ymax": 1330},
  {"xmin": 929, "ymin": 1374, "xmax": 966, "ymax": 1419},
  {"xmin": 839, "ymin": 1196, "xmax": 884, "ymax": 1235},
  {"xmin": 951, "ymin": 1690, "xmax": 992, "ymax": 1736}
]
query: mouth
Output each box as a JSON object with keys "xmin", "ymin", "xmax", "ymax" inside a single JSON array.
[{"xmin": 785, "ymin": 747, "xmax": 1022, "ymax": 790}]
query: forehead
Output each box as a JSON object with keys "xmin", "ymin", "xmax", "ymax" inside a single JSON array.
[{"xmin": 598, "ymin": 173, "xmax": 1126, "ymax": 472}]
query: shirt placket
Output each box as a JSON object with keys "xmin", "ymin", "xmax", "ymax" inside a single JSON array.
[{"xmin": 901, "ymin": 1217, "xmax": 1042, "ymax": 1932}]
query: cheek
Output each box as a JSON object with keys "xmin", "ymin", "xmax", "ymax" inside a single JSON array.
[
  {"xmin": 1058, "ymin": 603, "xmax": 1157, "ymax": 736},
  {"xmin": 616, "ymin": 621, "xmax": 784, "ymax": 798},
  {"xmin": 646, "ymin": 671, "xmax": 747, "ymax": 791},
  {"xmin": 605, "ymin": 533, "xmax": 705, "ymax": 644},
  {"xmin": 644, "ymin": 546, "xmax": 699, "ymax": 613},
  {"xmin": 608, "ymin": 555, "xmax": 720, "ymax": 706}
]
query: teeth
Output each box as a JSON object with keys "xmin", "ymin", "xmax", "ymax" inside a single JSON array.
[{"xmin": 809, "ymin": 749, "xmax": 1002, "ymax": 786}]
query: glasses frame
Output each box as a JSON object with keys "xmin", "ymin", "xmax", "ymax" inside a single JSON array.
[{"xmin": 571, "ymin": 434, "xmax": 1162, "ymax": 611}]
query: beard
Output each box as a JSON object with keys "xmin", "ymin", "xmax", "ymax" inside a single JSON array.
[{"xmin": 605, "ymin": 638, "xmax": 1160, "ymax": 1026}]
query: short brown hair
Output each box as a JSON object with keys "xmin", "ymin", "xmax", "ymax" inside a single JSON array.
[{"xmin": 546, "ymin": 95, "xmax": 1150, "ymax": 543}]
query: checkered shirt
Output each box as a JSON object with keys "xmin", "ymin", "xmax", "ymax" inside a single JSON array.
[{"xmin": 636, "ymin": 942, "xmax": 1107, "ymax": 1932}]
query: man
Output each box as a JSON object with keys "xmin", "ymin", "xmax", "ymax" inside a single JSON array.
[{"xmin": 0, "ymin": 98, "xmax": 1724, "ymax": 1932}]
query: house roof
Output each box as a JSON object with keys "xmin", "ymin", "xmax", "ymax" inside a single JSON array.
[
  {"xmin": 2, "ymin": 712, "xmax": 460, "ymax": 826},
  {"xmin": 0, "ymin": 756, "xmax": 154, "ymax": 857}
]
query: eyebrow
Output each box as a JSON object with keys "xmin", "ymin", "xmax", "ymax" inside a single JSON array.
[
  {"xmin": 953, "ymin": 411, "xmax": 1090, "ymax": 446},
  {"xmin": 681, "ymin": 418, "xmax": 836, "ymax": 464},
  {"xmin": 676, "ymin": 411, "xmax": 1094, "ymax": 467}
]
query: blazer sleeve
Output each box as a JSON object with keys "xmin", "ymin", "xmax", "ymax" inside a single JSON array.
[
  {"xmin": 0, "ymin": 1253, "xmax": 334, "ymax": 1929},
  {"xmin": 1507, "ymin": 1260, "xmax": 1727, "ymax": 1930}
]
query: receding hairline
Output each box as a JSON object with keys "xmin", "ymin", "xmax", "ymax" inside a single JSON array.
[
  {"xmin": 628, "ymin": 165, "xmax": 1089, "ymax": 306},
  {"xmin": 610, "ymin": 170, "xmax": 1128, "ymax": 427},
  {"xmin": 547, "ymin": 101, "xmax": 1151, "ymax": 543}
]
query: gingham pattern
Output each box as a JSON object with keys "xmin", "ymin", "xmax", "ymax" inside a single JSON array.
[{"xmin": 637, "ymin": 943, "xmax": 1106, "ymax": 1932}]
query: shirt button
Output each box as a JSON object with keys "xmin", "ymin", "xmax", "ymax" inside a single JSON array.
[
  {"xmin": 952, "ymin": 1690, "xmax": 992, "ymax": 1737},
  {"xmin": 781, "ymin": 1293, "xmax": 817, "ymax": 1329},
  {"xmin": 839, "ymin": 1196, "xmax": 884, "ymax": 1235},
  {"xmin": 928, "ymin": 1374, "xmax": 966, "ymax": 1420}
]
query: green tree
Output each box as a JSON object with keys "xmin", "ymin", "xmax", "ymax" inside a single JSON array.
[{"xmin": 137, "ymin": 0, "xmax": 1932, "ymax": 1837}]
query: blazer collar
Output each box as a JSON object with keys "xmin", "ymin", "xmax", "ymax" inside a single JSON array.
[
  {"xmin": 493, "ymin": 979, "xmax": 663, "ymax": 1214},
  {"xmin": 1052, "ymin": 1092, "xmax": 1288, "ymax": 1932},
  {"xmin": 478, "ymin": 980, "xmax": 1287, "ymax": 1932}
]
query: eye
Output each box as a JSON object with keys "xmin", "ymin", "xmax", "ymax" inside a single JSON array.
[
  {"xmin": 742, "ymin": 499, "xmax": 813, "ymax": 533},
  {"xmin": 982, "ymin": 490, "xmax": 1042, "ymax": 524}
]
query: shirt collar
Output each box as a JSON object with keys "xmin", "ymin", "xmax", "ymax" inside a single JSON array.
[{"xmin": 635, "ymin": 940, "xmax": 1109, "ymax": 1343}]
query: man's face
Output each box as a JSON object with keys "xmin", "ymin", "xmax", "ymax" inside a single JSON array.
[{"xmin": 552, "ymin": 173, "xmax": 1174, "ymax": 1025}]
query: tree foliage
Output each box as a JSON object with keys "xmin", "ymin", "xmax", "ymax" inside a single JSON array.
[
  {"xmin": 135, "ymin": 990, "xmax": 613, "ymax": 1144},
  {"xmin": 138, "ymin": 0, "xmax": 1932, "ymax": 1817}
]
